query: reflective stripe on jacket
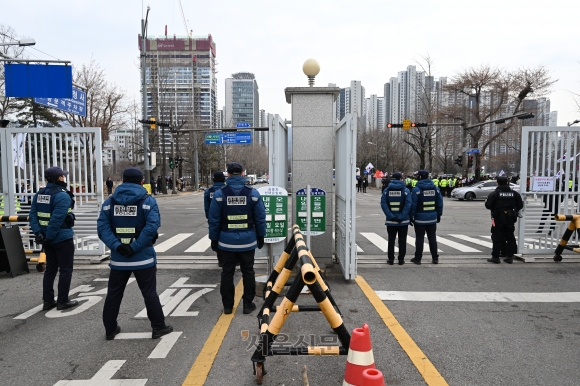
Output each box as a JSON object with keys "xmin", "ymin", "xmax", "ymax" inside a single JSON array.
[
  {"xmin": 208, "ymin": 176, "xmax": 266, "ymax": 252},
  {"xmin": 29, "ymin": 183, "xmax": 74, "ymax": 243},
  {"xmin": 97, "ymin": 183, "xmax": 160, "ymax": 270},
  {"xmin": 380, "ymin": 179, "xmax": 411, "ymax": 226},
  {"xmin": 410, "ymin": 179, "xmax": 444, "ymax": 225}
]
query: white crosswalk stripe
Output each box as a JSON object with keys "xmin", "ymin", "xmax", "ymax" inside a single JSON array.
[
  {"xmin": 436, "ymin": 236, "xmax": 481, "ymax": 252},
  {"xmin": 361, "ymin": 232, "xmax": 397, "ymax": 252},
  {"xmin": 152, "ymin": 231, "xmax": 497, "ymax": 255},
  {"xmin": 449, "ymin": 234, "xmax": 493, "ymax": 249},
  {"xmin": 185, "ymin": 234, "xmax": 212, "ymax": 252},
  {"xmin": 406, "ymin": 235, "xmax": 443, "ymax": 253},
  {"xmin": 154, "ymin": 233, "xmax": 194, "ymax": 252}
]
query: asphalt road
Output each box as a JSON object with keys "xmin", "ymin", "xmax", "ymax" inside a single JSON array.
[{"xmin": 1, "ymin": 186, "xmax": 580, "ymax": 385}]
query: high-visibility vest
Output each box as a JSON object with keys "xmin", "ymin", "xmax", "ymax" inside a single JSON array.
[{"xmin": 433, "ymin": 179, "xmax": 439, "ymax": 187}]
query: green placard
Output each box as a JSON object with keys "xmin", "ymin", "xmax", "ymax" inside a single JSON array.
[
  {"xmin": 258, "ymin": 186, "xmax": 288, "ymax": 243},
  {"xmin": 295, "ymin": 188, "xmax": 326, "ymax": 235}
]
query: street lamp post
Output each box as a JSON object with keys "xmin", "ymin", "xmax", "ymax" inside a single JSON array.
[{"xmin": 141, "ymin": 6, "xmax": 151, "ymax": 183}]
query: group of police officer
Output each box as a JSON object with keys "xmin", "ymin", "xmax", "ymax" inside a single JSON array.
[
  {"xmin": 28, "ymin": 162, "xmax": 522, "ymax": 341},
  {"xmin": 382, "ymin": 170, "xmax": 523, "ymax": 265},
  {"xmin": 28, "ymin": 162, "xmax": 266, "ymax": 339},
  {"xmin": 382, "ymin": 170, "xmax": 444, "ymax": 265}
]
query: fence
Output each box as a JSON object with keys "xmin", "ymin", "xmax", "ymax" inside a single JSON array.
[{"xmin": 0, "ymin": 127, "xmax": 105, "ymax": 256}]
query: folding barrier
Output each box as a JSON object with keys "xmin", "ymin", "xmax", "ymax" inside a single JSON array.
[
  {"xmin": 251, "ymin": 225, "xmax": 350, "ymax": 384},
  {"xmin": 0, "ymin": 215, "xmax": 46, "ymax": 273},
  {"xmin": 553, "ymin": 214, "xmax": 580, "ymax": 261}
]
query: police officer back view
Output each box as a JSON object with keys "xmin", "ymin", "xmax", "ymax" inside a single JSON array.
[
  {"xmin": 97, "ymin": 167, "xmax": 172, "ymax": 340},
  {"xmin": 380, "ymin": 172, "xmax": 412, "ymax": 265},
  {"xmin": 29, "ymin": 166, "xmax": 78, "ymax": 311},
  {"xmin": 485, "ymin": 176, "xmax": 523, "ymax": 264},
  {"xmin": 208, "ymin": 162, "xmax": 266, "ymax": 315},
  {"xmin": 204, "ymin": 172, "xmax": 226, "ymax": 266},
  {"xmin": 410, "ymin": 170, "xmax": 444, "ymax": 264}
]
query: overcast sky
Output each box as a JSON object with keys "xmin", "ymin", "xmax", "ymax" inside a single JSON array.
[{"xmin": 3, "ymin": 0, "xmax": 579, "ymax": 125}]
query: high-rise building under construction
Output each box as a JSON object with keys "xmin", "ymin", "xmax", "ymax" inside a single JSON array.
[{"xmin": 138, "ymin": 34, "xmax": 218, "ymax": 130}]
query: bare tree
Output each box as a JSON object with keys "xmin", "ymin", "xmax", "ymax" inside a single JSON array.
[
  {"xmin": 404, "ymin": 55, "xmax": 442, "ymax": 170},
  {"xmin": 446, "ymin": 65, "xmax": 555, "ymax": 179},
  {"xmin": 0, "ymin": 24, "xmax": 28, "ymax": 121},
  {"xmin": 63, "ymin": 60, "xmax": 127, "ymax": 142}
]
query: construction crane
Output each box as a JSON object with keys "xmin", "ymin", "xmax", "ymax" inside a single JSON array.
[{"xmin": 178, "ymin": 0, "xmax": 192, "ymax": 38}]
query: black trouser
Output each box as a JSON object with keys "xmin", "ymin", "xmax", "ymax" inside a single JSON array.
[
  {"xmin": 491, "ymin": 217, "xmax": 516, "ymax": 259},
  {"xmin": 43, "ymin": 238, "xmax": 75, "ymax": 304},
  {"xmin": 220, "ymin": 249, "xmax": 256, "ymax": 309},
  {"xmin": 387, "ymin": 225, "xmax": 408, "ymax": 261},
  {"xmin": 414, "ymin": 224, "xmax": 438, "ymax": 261},
  {"xmin": 102, "ymin": 266, "xmax": 165, "ymax": 336},
  {"xmin": 107, "ymin": 186, "xmax": 112, "ymax": 195}
]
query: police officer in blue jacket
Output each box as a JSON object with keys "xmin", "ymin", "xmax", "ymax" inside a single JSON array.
[
  {"xmin": 204, "ymin": 172, "xmax": 226, "ymax": 266},
  {"xmin": 208, "ymin": 162, "xmax": 266, "ymax": 315},
  {"xmin": 380, "ymin": 172, "xmax": 412, "ymax": 265},
  {"xmin": 97, "ymin": 167, "xmax": 172, "ymax": 340},
  {"xmin": 409, "ymin": 170, "xmax": 444, "ymax": 265},
  {"xmin": 29, "ymin": 166, "xmax": 78, "ymax": 311}
]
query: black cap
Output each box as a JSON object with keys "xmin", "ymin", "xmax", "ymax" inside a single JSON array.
[
  {"xmin": 497, "ymin": 176, "xmax": 509, "ymax": 185},
  {"xmin": 213, "ymin": 171, "xmax": 226, "ymax": 182},
  {"xmin": 391, "ymin": 172, "xmax": 403, "ymax": 180},
  {"xmin": 122, "ymin": 167, "xmax": 144, "ymax": 184},
  {"xmin": 44, "ymin": 166, "xmax": 69, "ymax": 181},
  {"xmin": 417, "ymin": 170, "xmax": 429, "ymax": 179},
  {"xmin": 227, "ymin": 162, "xmax": 243, "ymax": 175}
]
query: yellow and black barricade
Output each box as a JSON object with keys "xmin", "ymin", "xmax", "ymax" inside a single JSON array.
[
  {"xmin": 251, "ymin": 225, "xmax": 350, "ymax": 384},
  {"xmin": 553, "ymin": 214, "xmax": 580, "ymax": 261}
]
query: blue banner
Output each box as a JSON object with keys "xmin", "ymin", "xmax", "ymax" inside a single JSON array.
[
  {"xmin": 34, "ymin": 86, "xmax": 87, "ymax": 117},
  {"xmin": 4, "ymin": 63, "xmax": 72, "ymax": 98}
]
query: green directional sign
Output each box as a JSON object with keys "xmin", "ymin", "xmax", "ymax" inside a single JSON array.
[
  {"xmin": 257, "ymin": 186, "xmax": 288, "ymax": 243},
  {"xmin": 295, "ymin": 188, "xmax": 326, "ymax": 235}
]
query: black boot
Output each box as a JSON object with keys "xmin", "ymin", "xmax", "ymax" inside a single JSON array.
[{"xmin": 487, "ymin": 258, "xmax": 501, "ymax": 264}]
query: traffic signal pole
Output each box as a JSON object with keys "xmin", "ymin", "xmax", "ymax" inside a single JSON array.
[{"xmin": 170, "ymin": 112, "xmax": 177, "ymax": 194}]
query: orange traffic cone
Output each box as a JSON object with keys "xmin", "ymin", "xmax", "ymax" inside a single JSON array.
[
  {"xmin": 343, "ymin": 323, "xmax": 375, "ymax": 386},
  {"xmin": 362, "ymin": 368, "xmax": 385, "ymax": 386}
]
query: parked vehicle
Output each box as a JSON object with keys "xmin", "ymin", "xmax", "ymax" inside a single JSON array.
[{"xmin": 451, "ymin": 181, "xmax": 520, "ymax": 201}]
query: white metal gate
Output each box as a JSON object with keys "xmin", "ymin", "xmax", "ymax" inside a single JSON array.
[
  {"xmin": 0, "ymin": 127, "xmax": 105, "ymax": 255},
  {"xmin": 257, "ymin": 114, "xmax": 289, "ymax": 263},
  {"xmin": 335, "ymin": 114, "xmax": 357, "ymax": 280},
  {"xmin": 518, "ymin": 126, "xmax": 580, "ymax": 255}
]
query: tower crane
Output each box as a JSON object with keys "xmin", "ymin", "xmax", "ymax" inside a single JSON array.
[{"xmin": 178, "ymin": 0, "xmax": 192, "ymax": 38}]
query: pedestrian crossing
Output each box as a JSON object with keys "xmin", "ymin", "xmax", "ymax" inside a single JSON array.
[{"xmin": 152, "ymin": 230, "xmax": 509, "ymax": 256}]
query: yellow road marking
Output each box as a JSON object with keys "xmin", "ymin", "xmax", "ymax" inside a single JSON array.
[
  {"xmin": 355, "ymin": 276, "xmax": 448, "ymax": 386},
  {"xmin": 182, "ymin": 279, "xmax": 243, "ymax": 386}
]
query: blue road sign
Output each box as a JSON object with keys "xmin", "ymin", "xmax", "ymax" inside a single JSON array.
[
  {"xmin": 4, "ymin": 63, "xmax": 72, "ymax": 98},
  {"xmin": 235, "ymin": 122, "xmax": 250, "ymax": 128},
  {"xmin": 467, "ymin": 149, "xmax": 480, "ymax": 155},
  {"xmin": 34, "ymin": 86, "xmax": 87, "ymax": 117},
  {"xmin": 205, "ymin": 132, "xmax": 252, "ymax": 145}
]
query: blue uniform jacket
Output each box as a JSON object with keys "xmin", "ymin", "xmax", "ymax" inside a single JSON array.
[
  {"xmin": 208, "ymin": 176, "xmax": 266, "ymax": 252},
  {"xmin": 204, "ymin": 181, "xmax": 225, "ymax": 219},
  {"xmin": 29, "ymin": 182, "xmax": 74, "ymax": 243},
  {"xmin": 380, "ymin": 179, "xmax": 412, "ymax": 226},
  {"xmin": 97, "ymin": 183, "xmax": 160, "ymax": 270},
  {"xmin": 410, "ymin": 179, "xmax": 444, "ymax": 225}
]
